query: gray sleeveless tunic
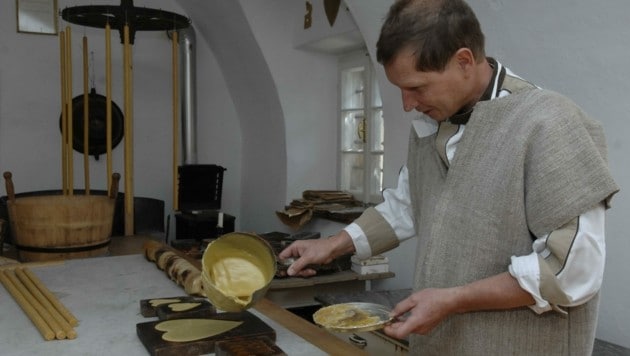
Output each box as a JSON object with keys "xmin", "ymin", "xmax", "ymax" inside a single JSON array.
[{"xmin": 355, "ymin": 86, "xmax": 618, "ymax": 355}]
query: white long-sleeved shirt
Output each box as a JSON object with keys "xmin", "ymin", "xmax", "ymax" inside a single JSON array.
[{"xmin": 344, "ymin": 60, "xmax": 606, "ymax": 314}]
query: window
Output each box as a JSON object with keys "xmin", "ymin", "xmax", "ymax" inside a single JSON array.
[{"xmin": 339, "ymin": 50, "xmax": 384, "ymax": 204}]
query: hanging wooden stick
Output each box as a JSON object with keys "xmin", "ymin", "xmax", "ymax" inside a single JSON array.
[
  {"xmin": 105, "ymin": 23, "xmax": 113, "ymax": 195},
  {"xmin": 82, "ymin": 35, "xmax": 90, "ymax": 195},
  {"xmin": 123, "ymin": 24, "xmax": 134, "ymax": 236},
  {"xmin": 172, "ymin": 30, "xmax": 179, "ymax": 211}
]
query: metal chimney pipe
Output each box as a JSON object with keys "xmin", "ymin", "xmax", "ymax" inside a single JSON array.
[{"xmin": 178, "ymin": 26, "xmax": 198, "ymax": 164}]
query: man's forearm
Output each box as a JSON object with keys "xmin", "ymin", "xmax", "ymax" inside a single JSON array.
[{"xmin": 451, "ymin": 272, "xmax": 536, "ymax": 314}]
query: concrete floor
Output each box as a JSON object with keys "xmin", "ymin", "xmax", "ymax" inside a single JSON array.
[{"xmin": 594, "ymin": 339, "xmax": 630, "ymax": 356}]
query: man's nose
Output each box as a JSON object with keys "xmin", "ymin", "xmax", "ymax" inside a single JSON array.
[{"xmin": 401, "ymin": 90, "xmax": 416, "ymax": 112}]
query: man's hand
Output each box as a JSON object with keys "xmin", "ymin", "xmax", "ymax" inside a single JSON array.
[
  {"xmin": 383, "ymin": 272, "xmax": 536, "ymax": 338},
  {"xmin": 278, "ymin": 231, "xmax": 356, "ymax": 277},
  {"xmin": 384, "ymin": 288, "xmax": 459, "ymax": 338}
]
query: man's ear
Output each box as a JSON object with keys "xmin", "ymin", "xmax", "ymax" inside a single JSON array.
[{"xmin": 454, "ymin": 48, "xmax": 476, "ymax": 72}]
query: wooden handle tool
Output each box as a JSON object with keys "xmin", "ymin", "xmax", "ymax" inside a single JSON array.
[
  {"xmin": 3, "ymin": 171, "xmax": 15, "ymax": 202},
  {"xmin": 109, "ymin": 172, "xmax": 121, "ymax": 199}
]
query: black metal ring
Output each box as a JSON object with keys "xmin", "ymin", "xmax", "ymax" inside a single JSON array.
[{"xmin": 15, "ymin": 239, "xmax": 111, "ymax": 253}]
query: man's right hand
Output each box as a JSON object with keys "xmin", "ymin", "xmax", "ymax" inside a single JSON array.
[{"xmin": 278, "ymin": 230, "xmax": 356, "ymax": 277}]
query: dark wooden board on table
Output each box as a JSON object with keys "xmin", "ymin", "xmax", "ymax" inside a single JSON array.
[
  {"xmin": 137, "ymin": 311, "xmax": 277, "ymax": 356},
  {"xmin": 215, "ymin": 335, "xmax": 287, "ymax": 356}
]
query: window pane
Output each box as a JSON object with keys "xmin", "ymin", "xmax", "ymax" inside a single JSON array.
[
  {"xmin": 341, "ymin": 110, "xmax": 365, "ymax": 151},
  {"xmin": 371, "ymin": 75, "xmax": 382, "ymax": 107},
  {"xmin": 340, "ymin": 153, "xmax": 364, "ymax": 193},
  {"xmin": 341, "ymin": 67, "xmax": 365, "ymax": 110},
  {"xmin": 369, "ymin": 154, "xmax": 384, "ymax": 199},
  {"xmin": 371, "ymin": 108, "xmax": 384, "ymax": 152}
]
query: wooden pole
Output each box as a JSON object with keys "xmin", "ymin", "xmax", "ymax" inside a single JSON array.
[
  {"xmin": 65, "ymin": 26, "xmax": 74, "ymax": 195},
  {"xmin": 82, "ymin": 36, "xmax": 90, "ymax": 194},
  {"xmin": 105, "ymin": 23, "xmax": 113, "ymax": 195},
  {"xmin": 123, "ymin": 24, "xmax": 134, "ymax": 236},
  {"xmin": 172, "ymin": 31, "xmax": 179, "ymax": 211},
  {"xmin": 59, "ymin": 31, "xmax": 68, "ymax": 195}
]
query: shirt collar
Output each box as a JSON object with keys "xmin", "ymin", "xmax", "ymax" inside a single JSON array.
[{"xmin": 449, "ymin": 57, "xmax": 506, "ymax": 125}]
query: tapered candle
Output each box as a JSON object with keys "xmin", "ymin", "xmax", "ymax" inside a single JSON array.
[
  {"xmin": 65, "ymin": 26, "xmax": 74, "ymax": 195},
  {"xmin": 123, "ymin": 24, "xmax": 134, "ymax": 235},
  {"xmin": 82, "ymin": 35, "xmax": 90, "ymax": 194},
  {"xmin": 172, "ymin": 30, "xmax": 179, "ymax": 211},
  {"xmin": 59, "ymin": 31, "xmax": 68, "ymax": 195},
  {"xmin": 105, "ymin": 23, "xmax": 113, "ymax": 194},
  {"xmin": 0, "ymin": 271, "xmax": 56, "ymax": 340}
]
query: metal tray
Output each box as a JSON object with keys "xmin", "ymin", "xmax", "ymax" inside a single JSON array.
[{"xmin": 313, "ymin": 302, "xmax": 393, "ymax": 333}]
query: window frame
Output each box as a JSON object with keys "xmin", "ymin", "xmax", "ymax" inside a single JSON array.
[{"xmin": 337, "ymin": 49, "xmax": 384, "ymax": 204}]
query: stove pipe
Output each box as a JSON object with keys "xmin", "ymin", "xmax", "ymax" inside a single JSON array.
[{"xmin": 178, "ymin": 26, "xmax": 197, "ymax": 164}]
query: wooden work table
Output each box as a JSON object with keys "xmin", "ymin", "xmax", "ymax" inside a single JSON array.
[
  {"xmin": 0, "ymin": 236, "xmax": 371, "ymax": 355},
  {"xmin": 0, "ymin": 253, "xmax": 367, "ymax": 355}
]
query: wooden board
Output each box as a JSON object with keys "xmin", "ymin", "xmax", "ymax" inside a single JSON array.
[
  {"xmin": 254, "ymin": 298, "xmax": 369, "ymax": 356},
  {"xmin": 270, "ymin": 269, "xmax": 394, "ymax": 289},
  {"xmin": 215, "ymin": 335, "xmax": 287, "ymax": 356},
  {"xmin": 139, "ymin": 296, "xmax": 215, "ymax": 318},
  {"xmin": 137, "ymin": 311, "xmax": 276, "ymax": 356}
]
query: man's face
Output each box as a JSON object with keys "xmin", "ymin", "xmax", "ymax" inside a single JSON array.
[{"xmin": 384, "ymin": 47, "xmax": 472, "ymax": 122}]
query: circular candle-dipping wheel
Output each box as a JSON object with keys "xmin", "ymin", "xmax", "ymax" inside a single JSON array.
[{"xmin": 60, "ymin": 0, "xmax": 191, "ymax": 44}]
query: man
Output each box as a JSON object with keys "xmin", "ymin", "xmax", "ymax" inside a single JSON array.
[{"xmin": 279, "ymin": 0, "xmax": 619, "ymax": 354}]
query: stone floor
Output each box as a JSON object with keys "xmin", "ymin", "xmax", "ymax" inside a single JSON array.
[{"xmin": 594, "ymin": 339, "xmax": 630, "ymax": 356}]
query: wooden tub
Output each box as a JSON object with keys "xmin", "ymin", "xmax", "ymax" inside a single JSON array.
[{"xmin": 3, "ymin": 172, "xmax": 119, "ymax": 262}]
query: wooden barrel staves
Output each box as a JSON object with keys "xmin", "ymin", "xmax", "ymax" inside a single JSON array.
[{"xmin": 3, "ymin": 172, "xmax": 120, "ymax": 262}]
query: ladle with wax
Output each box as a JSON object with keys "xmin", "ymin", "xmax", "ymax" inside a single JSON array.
[{"xmin": 201, "ymin": 232, "xmax": 276, "ymax": 311}]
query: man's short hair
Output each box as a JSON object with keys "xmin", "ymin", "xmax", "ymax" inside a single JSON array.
[{"xmin": 376, "ymin": 0, "xmax": 486, "ymax": 72}]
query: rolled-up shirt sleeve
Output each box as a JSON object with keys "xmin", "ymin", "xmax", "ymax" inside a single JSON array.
[
  {"xmin": 344, "ymin": 166, "xmax": 416, "ymax": 259},
  {"xmin": 509, "ymin": 203, "xmax": 606, "ymax": 314}
]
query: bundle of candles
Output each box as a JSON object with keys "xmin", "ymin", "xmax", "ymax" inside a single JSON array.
[
  {"xmin": 58, "ymin": 21, "xmax": 182, "ymax": 236},
  {"xmin": 0, "ymin": 267, "xmax": 78, "ymax": 340},
  {"xmin": 58, "ymin": 22, "xmax": 135, "ymax": 235}
]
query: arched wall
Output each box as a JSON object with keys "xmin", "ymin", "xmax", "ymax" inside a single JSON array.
[{"xmin": 175, "ymin": 0, "xmax": 288, "ymax": 232}]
